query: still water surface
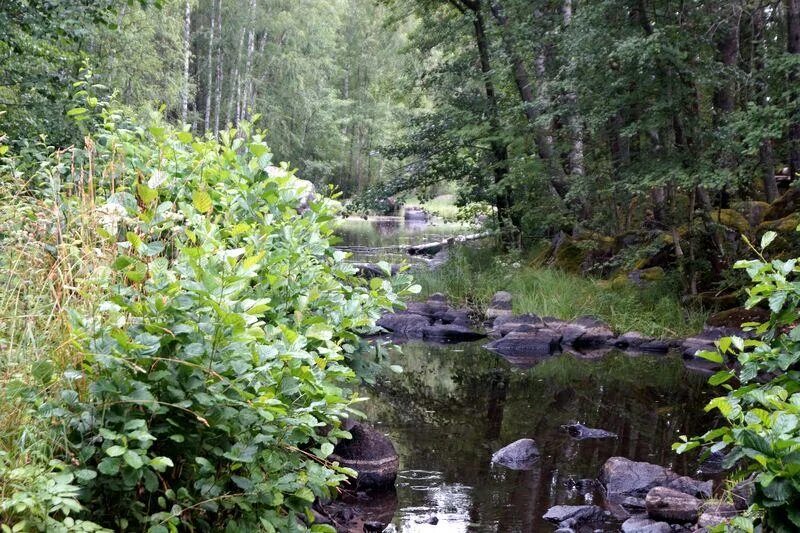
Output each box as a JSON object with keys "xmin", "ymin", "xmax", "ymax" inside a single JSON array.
[{"xmin": 336, "ymin": 217, "xmax": 713, "ymax": 532}]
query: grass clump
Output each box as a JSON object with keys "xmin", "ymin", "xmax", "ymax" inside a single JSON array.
[{"xmin": 414, "ymin": 245, "xmax": 707, "ymax": 338}]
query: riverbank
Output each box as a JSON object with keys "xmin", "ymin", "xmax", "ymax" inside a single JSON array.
[{"xmin": 412, "ymin": 246, "xmax": 708, "ymax": 338}]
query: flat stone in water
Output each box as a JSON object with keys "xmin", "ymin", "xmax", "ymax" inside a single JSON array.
[
  {"xmin": 491, "ymin": 438, "xmax": 540, "ymax": 470},
  {"xmin": 542, "ymin": 504, "xmax": 605, "ymax": 524},
  {"xmin": 621, "ymin": 516, "xmax": 672, "ymax": 533},
  {"xmin": 561, "ymin": 422, "xmax": 617, "ymax": 440}
]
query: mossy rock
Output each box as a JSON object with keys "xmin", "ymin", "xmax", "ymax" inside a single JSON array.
[
  {"xmin": 764, "ymin": 188, "xmax": 800, "ymax": 221},
  {"xmin": 552, "ymin": 240, "xmax": 586, "ymax": 274},
  {"xmin": 711, "ymin": 209, "xmax": 751, "ymax": 234},
  {"xmin": 610, "ymin": 275, "xmax": 631, "ymax": 289},
  {"xmin": 640, "ymin": 266, "xmax": 665, "ymax": 281},
  {"xmin": 757, "ymin": 213, "xmax": 800, "ymax": 233},
  {"xmin": 732, "ymin": 201, "xmax": 770, "ymax": 227}
]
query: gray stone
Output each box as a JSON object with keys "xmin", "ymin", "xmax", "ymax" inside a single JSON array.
[
  {"xmin": 600, "ymin": 457, "xmax": 679, "ymax": 501},
  {"xmin": 616, "ymin": 331, "xmax": 649, "ymax": 349},
  {"xmin": 490, "ymin": 314, "xmax": 544, "ymax": 338},
  {"xmin": 666, "ymin": 476, "xmax": 712, "ymax": 499},
  {"xmin": 542, "ymin": 505, "xmax": 605, "ymax": 524},
  {"xmin": 486, "ymin": 291, "xmax": 513, "ymax": 319},
  {"xmin": 638, "ymin": 339, "xmax": 672, "ymax": 354},
  {"xmin": 377, "ymin": 312, "xmax": 430, "ymax": 337},
  {"xmin": 491, "ymin": 438, "xmax": 540, "ymax": 470},
  {"xmin": 621, "ymin": 516, "xmax": 672, "ymax": 533},
  {"xmin": 645, "ymin": 487, "xmax": 701, "ymax": 523},
  {"xmin": 697, "ymin": 502, "xmax": 737, "ymax": 528},
  {"xmin": 573, "ymin": 325, "xmax": 615, "ymax": 348},
  {"xmin": 484, "ymin": 328, "xmax": 561, "ymax": 357},
  {"xmin": 561, "ymin": 422, "xmax": 617, "ymax": 440},
  {"xmin": 731, "ymin": 477, "xmax": 755, "ymax": 511}
]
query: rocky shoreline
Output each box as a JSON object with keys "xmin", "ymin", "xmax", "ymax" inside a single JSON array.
[
  {"xmin": 377, "ymin": 291, "xmax": 743, "ymax": 373},
  {"xmin": 326, "ymin": 291, "xmax": 748, "ymax": 532}
]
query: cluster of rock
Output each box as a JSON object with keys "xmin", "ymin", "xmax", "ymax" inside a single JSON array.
[
  {"xmin": 377, "ymin": 291, "xmax": 740, "ymax": 371},
  {"xmin": 539, "ymin": 456, "xmax": 746, "ymax": 532}
]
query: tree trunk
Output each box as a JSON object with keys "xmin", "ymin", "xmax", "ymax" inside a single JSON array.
[
  {"xmin": 181, "ymin": 0, "xmax": 191, "ymax": 125},
  {"xmin": 754, "ymin": 5, "xmax": 779, "ymax": 201},
  {"xmin": 242, "ymin": 0, "xmax": 257, "ymax": 123},
  {"xmin": 204, "ymin": 0, "xmax": 217, "ymax": 133},
  {"xmin": 213, "ymin": 0, "xmax": 223, "ymax": 135},
  {"xmin": 786, "ymin": 0, "xmax": 800, "ymax": 179},
  {"xmin": 471, "ymin": 1, "xmax": 514, "ymax": 228},
  {"xmin": 489, "ymin": 1, "xmax": 567, "ymax": 197}
]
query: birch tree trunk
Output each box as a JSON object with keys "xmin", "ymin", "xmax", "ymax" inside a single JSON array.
[
  {"xmin": 204, "ymin": 0, "xmax": 217, "ymax": 133},
  {"xmin": 181, "ymin": 0, "xmax": 192, "ymax": 124},
  {"xmin": 241, "ymin": 0, "xmax": 257, "ymax": 124},
  {"xmin": 213, "ymin": 0, "xmax": 223, "ymax": 135},
  {"xmin": 786, "ymin": 0, "xmax": 800, "ymax": 179}
]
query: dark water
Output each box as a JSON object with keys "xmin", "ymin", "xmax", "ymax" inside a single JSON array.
[
  {"xmin": 357, "ymin": 342, "xmax": 714, "ymax": 532},
  {"xmin": 335, "ymin": 216, "xmax": 468, "ymax": 263},
  {"xmin": 335, "ymin": 220, "xmax": 714, "ymax": 532}
]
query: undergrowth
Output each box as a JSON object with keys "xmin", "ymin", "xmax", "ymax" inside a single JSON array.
[{"xmin": 414, "ymin": 245, "xmax": 708, "ymax": 338}]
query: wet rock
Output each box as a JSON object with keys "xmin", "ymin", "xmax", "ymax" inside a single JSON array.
[
  {"xmin": 667, "ymin": 476, "xmax": 712, "ymax": 499},
  {"xmin": 331, "ymin": 422, "xmax": 399, "ymax": 491},
  {"xmin": 697, "ymin": 502, "xmax": 737, "ymax": 528},
  {"xmin": 615, "ymin": 331, "xmax": 649, "ymax": 349},
  {"xmin": 731, "ymin": 477, "xmax": 755, "ymax": 511},
  {"xmin": 440, "ymin": 308, "xmax": 472, "ymax": 326},
  {"xmin": 491, "ymin": 438, "xmax": 540, "ymax": 470},
  {"xmin": 354, "ymin": 263, "xmax": 401, "ymax": 279},
  {"xmin": 573, "ymin": 326, "xmax": 615, "ymax": 348},
  {"xmin": 486, "ymin": 291, "xmax": 513, "ymax": 320},
  {"xmin": 696, "ymin": 451, "xmax": 726, "ymax": 477},
  {"xmin": 484, "ymin": 328, "xmax": 561, "ymax": 357},
  {"xmin": 377, "ymin": 312, "xmax": 430, "ymax": 337},
  {"xmin": 542, "ymin": 505, "xmax": 606, "ymax": 525},
  {"xmin": 422, "ymin": 323, "xmax": 485, "ymax": 342},
  {"xmin": 600, "ymin": 457, "xmax": 679, "ymax": 502},
  {"xmin": 559, "ymin": 324, "xmax": 589, "ymax": 345},
  {"xmin": 490, "ymin": 313, "xmax": 544, "ymax": 337},
  {"xmin": 645, "ymin": 487, "xmax": 701, "ymax": 523},
  {"xmin": 561, "ymin": 422, "xmax": 617, "ymax": 440},
  {"xmin": 637, "ymin": 339, "xmax": 673, "ymax": 354},
  {"xmin": 680, "ymin": 327, "xmax": 745, "ymax": 360},
  {"xmin": 621, "ymin": 516, "xmax": 672, "ymax": 533}
]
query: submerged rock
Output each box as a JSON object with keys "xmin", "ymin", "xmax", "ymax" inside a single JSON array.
[
  {"xmin": 491, "ymin": 438, "xmax": 540, "ymax": 470},
  {"xmin": 645, "ymin": 486, "xmax": 701, "ymax": 523},
  {"xmin": 331, "ymin": 422, "xmax": 399, "ymax": 491},
  {"xmin": 561, "ymin": 422, "xmax": 617, "ymax": 440}
]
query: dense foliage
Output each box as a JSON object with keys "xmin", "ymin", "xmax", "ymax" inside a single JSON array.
[
  {"xmin": 0, "ymin": 98, "xmax": 418, "ymax": 530},
  {"xmin": 676, "ymin": 232, "xmax": 800, "ymax": 532}
]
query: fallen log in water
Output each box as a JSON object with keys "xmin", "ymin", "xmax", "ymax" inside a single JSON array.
[{"xmin": 406, "ymin": 231, "xmax": 494, "ymax": 256}]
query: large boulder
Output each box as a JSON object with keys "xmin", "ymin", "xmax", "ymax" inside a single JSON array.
[
  {"xmin": 331, "ymin": 422, "xmax": 399, "ymax": 491},
  {"xmin": 706, "ymin": 307, "xmax": 770, "ymax": 329},
  {"xmin": 486, "ymin": 291, "xmax": 513, "ymax": 320},
  {"xmin": 489, "ymin": 314, "xmax": 545, "ymax": 338},
  {"xmin": 645, "ymin": 486, "xmax": 701, "ymax": 523},
  {"xmin": 491, "ymin": 438, "xmax": 540, "ymax": 470},
  {"xmin": 599, "ymin": 457, "xmax": 679, "ymax": 503},
  {"xmin": 484, "ymin": 328, "xmax": 561, "ymax": 357},
  {"xmin": 377, "ymin": 312, "xmax": 430, "ymax": 337},
  {"xmin": 667, "ymin": 476, "xmax": 712, "ymax": 499}
]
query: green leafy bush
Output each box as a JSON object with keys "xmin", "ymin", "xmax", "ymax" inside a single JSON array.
[
  {"xmin": 676, "ymin": 231, "xmax": 800, "ymax": 532},
  {"xmin": 2, "ymin": 105, "xmax": 417, "ymax": 531}
]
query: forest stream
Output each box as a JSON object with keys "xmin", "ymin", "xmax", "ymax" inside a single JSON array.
[{"xmin": 334, "ymin": 216, "xmax": 716, "ymax": 533}]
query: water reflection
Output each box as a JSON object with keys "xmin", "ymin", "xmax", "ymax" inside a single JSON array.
[
  {"xmin": 335, "ymin": 216, "xmax": 469, "ymax": 263},
  {"xmin": 358, "ymin": 342, "xmax": 714, "ymax": 532}
]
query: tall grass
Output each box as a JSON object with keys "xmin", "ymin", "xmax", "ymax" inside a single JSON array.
[
  {"xmin": 0, "ymin": 147, "xmax": 107, "ymax": 498},
  {"xmin": 414, "ymin": 245, "xmax": 707, "ymax": 338}
]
